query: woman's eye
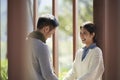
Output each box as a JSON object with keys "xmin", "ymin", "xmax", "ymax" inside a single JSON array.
[
  {"xmin": 80, "ymin": 32, "xmax": 82, "ymax": 34},
  {"xmin": 83, "ymin": 32, "xmax": 86, "ymax": 34}
]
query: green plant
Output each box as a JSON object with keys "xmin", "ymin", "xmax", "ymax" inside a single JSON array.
[
  {"xmin": 1, "ymin": 59, "xmax": 8, "ymax": 80},
  {"xmin": 59, "ymin": 67, "xmax": 69, "ymax": 80}
]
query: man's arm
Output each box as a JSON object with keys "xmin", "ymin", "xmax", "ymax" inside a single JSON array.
[{"xmin": 35, "ymin": 43, "xmax": 58, "ymax": 80}]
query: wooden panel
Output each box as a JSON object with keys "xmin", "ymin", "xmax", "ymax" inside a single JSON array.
[
  {"xmin": 52, "ymin": 0, "xmax": 59, "ymax": 76},
  {"xmin": 8, "ymin": 0, "xmax": 30, "ymax": 80},
  {"xmin": 33, "ymin": 0, "xmax": 38, "ymax": 30},
  {"xmin": 94, "ymin": 0, "xmax": 120, "ymax": 80},
  {"xmin": 73, "ymin": 0, "xmax": 78, "ymax": 60}
]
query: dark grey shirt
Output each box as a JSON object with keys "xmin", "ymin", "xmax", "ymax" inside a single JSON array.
[{"xmin": 27, "ymin": 38, "xmax": 58, "ymax": 80}]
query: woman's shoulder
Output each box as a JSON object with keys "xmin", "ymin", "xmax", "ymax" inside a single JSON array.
[
  {"xmin": 93, "ymin": 47, "xmax": 103, "ymax": 56},
  {"xmin": 94, "ymin": 47, "xmax": 102, "ymax": 52}
]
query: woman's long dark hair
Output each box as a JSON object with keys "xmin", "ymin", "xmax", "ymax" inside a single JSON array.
[{"xmin": 80, "ymin": 22, "xmax": 97, "ymax": 43}]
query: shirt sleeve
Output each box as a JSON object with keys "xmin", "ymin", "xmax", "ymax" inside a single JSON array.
[
  {"xmin": 78, "ymin": 48, "xmax": 104, "ymax": 80},
  {"xmin": 35, "ymin": 43, "xmax": 58, "ymax": 80}
]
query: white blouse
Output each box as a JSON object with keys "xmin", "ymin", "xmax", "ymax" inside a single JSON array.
[{"xmin": 63, "ymin": 47, "xmax": 104, "ymax": 80}]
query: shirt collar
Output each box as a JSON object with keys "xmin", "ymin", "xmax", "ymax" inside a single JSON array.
[
  {"xmin": 81, "ymin": 43, "xmax": 97, "ymax": 61},
  {"xmin": 83, "ymin": 43, "xmax": 97, "ymax": 50},
  {"xmin": 28, "ymin": 31, "xmax": 46, "ymax": 43}
]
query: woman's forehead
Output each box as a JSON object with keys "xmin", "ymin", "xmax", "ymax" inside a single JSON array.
[{"xmin": 80, "ymin": 28, "xmax": 88, "ymax": 32}]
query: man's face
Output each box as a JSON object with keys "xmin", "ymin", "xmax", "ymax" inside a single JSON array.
[
  {"xmin": 46, "ymin": 27, "xmax": 56, "ymax": 38},
  {"xmin": 43, "ymin": 26, "xmax": 56, "ymax": 39}
]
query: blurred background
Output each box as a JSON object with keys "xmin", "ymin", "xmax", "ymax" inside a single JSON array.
[
  {"xmin": 1, "ymin": 0, "xmax": 120, "ymax": 80},
  {"xmin": 1, "ymin": 0, "xmax": 93, "ymax": 80}
]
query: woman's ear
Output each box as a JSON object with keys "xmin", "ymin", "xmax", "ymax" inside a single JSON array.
[{"xmin": 92, "ymin": 32, "xmax": 95, "ymax": 37}]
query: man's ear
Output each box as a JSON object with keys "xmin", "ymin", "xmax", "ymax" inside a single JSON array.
[{"xmin": 44, "ymin": 26, "xmax": 50, "ymax": 33}]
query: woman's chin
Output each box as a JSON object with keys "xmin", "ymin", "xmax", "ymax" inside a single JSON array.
[{"xmin": 82, "ymin": 41, "xmax": 86, "ymax": 44}]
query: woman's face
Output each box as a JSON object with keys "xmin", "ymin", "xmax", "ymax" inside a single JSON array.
[{"xmin": 80, "ymin": 28, "xmax": 94, "ymax": 46}]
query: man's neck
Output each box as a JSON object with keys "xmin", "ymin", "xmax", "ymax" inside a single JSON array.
[{"xmin": 38, "ymin": 29, "xmax": 47, "ymax": 40}]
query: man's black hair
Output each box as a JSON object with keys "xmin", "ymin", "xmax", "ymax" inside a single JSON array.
[{"xmin": 37, "ymin": 15, "xmax": 59, "ymax": 30}]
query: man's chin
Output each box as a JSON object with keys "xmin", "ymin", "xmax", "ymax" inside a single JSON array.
[{"xmin": 47, "ymin": 36, "xmax": 52, "ymax": 39}]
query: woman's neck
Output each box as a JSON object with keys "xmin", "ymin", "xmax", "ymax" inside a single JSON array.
[{"xmin": 86, "ymin": 42, "xmax": 94, "ymax": 48}]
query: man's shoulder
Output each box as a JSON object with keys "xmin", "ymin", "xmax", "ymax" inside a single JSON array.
[
  {"xmin": 28, "ymin": 37, "xmax": 46, "ymax": 45},
  {"xmin": 27, "ymin": 37, "xmax": 48, "ymax": 50},
  {"xmin": 27, "ymin": 38, "xmax": 49, "ymax": 55}
]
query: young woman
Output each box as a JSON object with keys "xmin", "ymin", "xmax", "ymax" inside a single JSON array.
[{"xmin": 63, "ymin": 22, "xmax": 104, "ymax": 80}]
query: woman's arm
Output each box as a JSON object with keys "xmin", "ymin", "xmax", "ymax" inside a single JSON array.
[
  {"xmin": 63, "ymin": 50, "xmax": 81, "ymax": 80},
  {"xmin": 63, "ymin": 62, "xmax": 77, "ymax": 80}
]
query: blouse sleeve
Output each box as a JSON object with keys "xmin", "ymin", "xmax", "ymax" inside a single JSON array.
[
  {"xmin": 63, "ymin": 50, "xmax": 81, "ymax": 80},
  {"xmin": 78, "ymin": 48, "xmax": 104, "ymax": 80}
]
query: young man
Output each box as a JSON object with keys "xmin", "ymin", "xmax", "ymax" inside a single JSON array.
[{"xmin": 27, "ymin": 14, "xmax": 59, "ymax": 80}]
